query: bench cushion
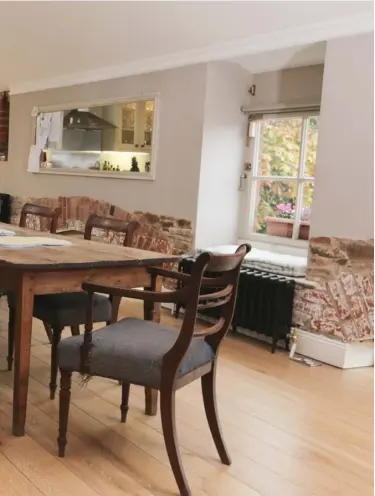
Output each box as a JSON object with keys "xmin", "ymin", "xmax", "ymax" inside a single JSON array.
[{"xmin": 8, "ymin": 292, "xmax": 111, "ymax": 328}]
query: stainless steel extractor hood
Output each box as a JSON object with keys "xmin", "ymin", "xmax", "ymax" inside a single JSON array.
[{"xmin": 63, "ymin": 109, "xmax": 116, "ymax": 131}]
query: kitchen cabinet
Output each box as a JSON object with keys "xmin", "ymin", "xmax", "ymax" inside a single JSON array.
[{"xmin": 102, "ymin": 99, "xmax": 155, "ymax": 152}]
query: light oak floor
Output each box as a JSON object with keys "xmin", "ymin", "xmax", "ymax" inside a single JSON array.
[{"xmin": 0, "ymin": 298, "xmax": 373, "ymax": 496}]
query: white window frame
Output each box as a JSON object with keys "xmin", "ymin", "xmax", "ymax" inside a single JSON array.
[{"xmin": 240, "ymin": 111, "xmax": 319, "ymax": 248}]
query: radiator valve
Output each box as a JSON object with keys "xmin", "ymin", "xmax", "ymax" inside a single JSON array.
[
  {"xmin": 288, "ymin": 328, "xmax": 298, "ymax": 359},
  {"xmin": 288, "ymin": 327, "xmax": 323, "ymax": 367}
]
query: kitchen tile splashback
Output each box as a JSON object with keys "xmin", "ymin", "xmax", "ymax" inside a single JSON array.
[
  {"xmin": 49, "ymin": 151, "xmax": 100, "ymax": 170},
  {"xmin": 46, "ymin": 150, "xmax": 150, "ymax": 172}
]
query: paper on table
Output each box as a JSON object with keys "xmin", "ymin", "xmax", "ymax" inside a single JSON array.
[
  {"xmin": 0, "ymin": 236, "xmax": 73, "ymax": 248},
  {"xmin": 0, "ymin": 229, "xmax": 15, "ymax": 236}
]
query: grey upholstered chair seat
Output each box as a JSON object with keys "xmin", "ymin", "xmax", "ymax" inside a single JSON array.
[
  {"xmin": 7, "ymin": 292, "xmax": 112, "ymax": 328},
  {"xmin": 58, "ymin": 317, "xmax": 215, "ymax": 389}
]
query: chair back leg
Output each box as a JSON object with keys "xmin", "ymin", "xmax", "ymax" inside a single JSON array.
[
  {"xmin": 160, "ymin": 384, "xmax": 191, "ymax": 496},
  {"xmin": 58, "ymin": 370, "xmax": 72, "ymax": 457},
  {"xmin": 120, "ymin": 382, "xmax": 130, "ymax": 423},
  {"xmin": 145, "ymin": 388, "xmax": 158, "ymax": 416},
  {"xmin": 70, "ymin": 325, "xmax": 80, "ymax": 336},
  {"xmin": 109, "ymin": 296, "xmax": 121, "ymax": 324},
  {"xmin": 43, "ymin": 322, "xmax": 53, "ymax": 344},
  {"xmin": 144, "ymin": 292, "xmax": 159, "ymax": 416},
  {"xmin": 201, "ymin": 365, "xmax": 231, "ymax": 465}
]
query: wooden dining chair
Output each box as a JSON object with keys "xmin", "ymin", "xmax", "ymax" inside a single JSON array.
[
  {"xmin": 7, "ymin": 213, "xmax": 140, "ymax": 400},
  {"xmin": 19, "ymin": 202, "xmax": 61, "ymax": 233},
  {"xmin": 56, "ymin": 244, "xmax": 250, "ymax": 496},
  {"xmin": 6, "ymin": 203, "xmax": 62, "ymax": 365}
]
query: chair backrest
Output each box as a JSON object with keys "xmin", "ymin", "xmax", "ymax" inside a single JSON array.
[
  {"xmin": 165, "ymin": 244, "xmax": 251, "ymax": 370},
  {"xmin": 19, "ymin": 203, "xmax": 61, "ymax": 234},
  {"xmin": 84, "ymin": 213, "xmax": 140, "ymax": 247}
]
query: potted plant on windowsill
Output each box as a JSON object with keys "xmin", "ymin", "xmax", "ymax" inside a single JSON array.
[{"xmin": 265, "ymin": 204, "xmax": 310, "ymax": 240}]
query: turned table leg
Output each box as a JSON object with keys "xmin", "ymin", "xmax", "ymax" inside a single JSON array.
[{"xmin": 12, "ymin": 274, "xmax": 34, "ymax": 436}]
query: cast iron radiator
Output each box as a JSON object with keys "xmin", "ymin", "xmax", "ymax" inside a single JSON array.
[{"xmin": 175, "ymin": 257, "xmax": 296, "ymax": 353}]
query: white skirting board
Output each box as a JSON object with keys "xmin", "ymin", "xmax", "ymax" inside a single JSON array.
[
  {"xmin": 295, "ymin": 329, "xmax": 374, "ymax": 369},
  {"xmin": 162, "ymin": 303, "xmax": 374, "ymax": 369},
  {"xmin": 236, "ymin": 328, "xmax": 374, "ymax": 369}
]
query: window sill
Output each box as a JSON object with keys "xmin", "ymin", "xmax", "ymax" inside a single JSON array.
[
  {"xmin": 238, "ymin": 234, "xmax": 309, "ymax": 258},
  {"xmin": 31, "ymin": 169, "xmax": 155, "ymax": 181}
]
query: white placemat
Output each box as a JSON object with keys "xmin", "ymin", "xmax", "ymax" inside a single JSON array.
[
  {"xmin": 0, "ymin": 229, "xmax": 16, "ymax": 236},
  {"xmin": 0, "ymin": 236, "xmax": 72, "ymax": 248}
]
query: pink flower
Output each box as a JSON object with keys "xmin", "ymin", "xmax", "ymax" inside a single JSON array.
[
  {"xmin": 276, "ymin": 203, "xmax": 295, "ymax": 214},
  {"xmin": 276, "ymin": 202, "xmax": 295, "ymax": 219}
]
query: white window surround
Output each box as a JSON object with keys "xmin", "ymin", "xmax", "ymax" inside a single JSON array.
[
  {"xmin": 29, "ymin": 93, "xmax": 160, "ymax": 180},
  {"xmin": 239, "ymin": 106, "xmax": 319, "ymax": 255}
]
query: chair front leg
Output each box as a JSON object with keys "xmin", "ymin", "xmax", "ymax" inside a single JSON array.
[
  {"xmin": 58, "ymin": 370, "xmax": 72, "ymax": 457},
  {"xmin": 50, "ymin": 327, "xmax": 63, "ymax": 400}
]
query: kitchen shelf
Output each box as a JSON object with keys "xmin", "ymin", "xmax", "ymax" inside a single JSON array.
[{"xmin": 34, "ymin": 168, "xmax": 155, "ymax": 180}]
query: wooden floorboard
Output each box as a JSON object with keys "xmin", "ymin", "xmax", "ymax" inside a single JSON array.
[{"xmin": 0, "ymin": 298, "xmax": 373, "ymax": 496}]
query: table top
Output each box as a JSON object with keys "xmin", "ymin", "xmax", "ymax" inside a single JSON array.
[{"xmin": 0, "ymin": 223, "xmax": 179, "ymax": 270}]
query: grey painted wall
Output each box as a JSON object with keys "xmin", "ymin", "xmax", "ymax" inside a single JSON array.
[
  {"xmin": 1, "ymin": 64, "xmax": 207, "ymax": 224},
  {"xmin": 312, "ymin": 33, "xmax": 374, "ymax": 239},
  {"xmin": 195, "ymin": 62, "xmax": 251, "ymax": 247},
  {"xmin": 250, "ymin": 64, "xmax": 324, "ymax": 108}
]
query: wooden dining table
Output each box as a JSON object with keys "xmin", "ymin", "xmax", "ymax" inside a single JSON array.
[{"xmin": 0, "ymin": 223, "xmax": 179, "ymax": 436}]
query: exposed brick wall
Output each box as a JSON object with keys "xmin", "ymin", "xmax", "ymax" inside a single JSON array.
[
  {"xmin": 10, "ymin": 195, "xmax": 194, "ymax": 258},
  {"xmin": 11, "ymin": 197, "xmax": 372, "ymax": 342},
  {"xmin": 11, "ymin": 195, "xmax": 195, "ymax": 290},
  {"xmin": 0, "ymin": 92, "xmax": 9, "ymax": 160},
  {"xmin": 293, "ymin": 237, "xmax": 374, "ymax": 343}
]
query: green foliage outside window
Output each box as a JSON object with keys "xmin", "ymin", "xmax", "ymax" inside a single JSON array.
[{"xmin": 254, "ymin": 116, "xmax": 318, "ymax": 234}]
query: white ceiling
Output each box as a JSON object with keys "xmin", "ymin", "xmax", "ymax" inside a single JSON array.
[{"xmin": 0, "ymin": 1, "xmax": 372, "ymax": 94}]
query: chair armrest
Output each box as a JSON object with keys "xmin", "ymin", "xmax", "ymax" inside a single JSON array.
[
  {"xmin": 148, "ymin": 265, "xmax": 232, "ymax": 287},
  {"xmin": 147, "ymin": 266, "xmax": 191, "ymax": 282},
  {"xmin": 82, "ymin": 282, "xmax": 185, "ymax": 304}
]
